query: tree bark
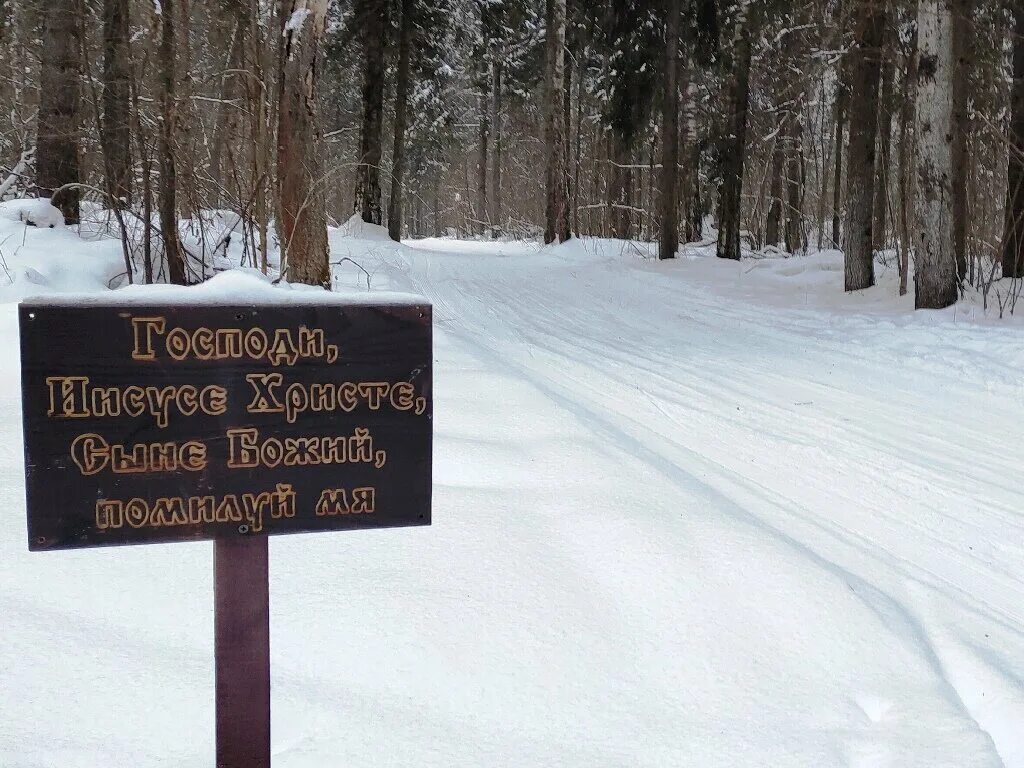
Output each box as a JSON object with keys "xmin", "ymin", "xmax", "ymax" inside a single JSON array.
[
  {"xmin": 914, "ymin": 0, "xmax": 958, "ymax": 308},
  {"xmin": 766, "ymin": 136, "xmax": 784, "ymax": 247},
  {"xmin": 831, "ymin": 77, "xmax": 846, "ymax": 248},
  {"xmin": 386, "ymin": 0, "xmax": 412, "ymax": 242},
  {"xmin": 684, "ymin": 78, "xmax": 702, "ymax": 242},
  {"xmin": 658, "ymin": 0, "xmax": 680, "ymax": 259},
  {"xmin": 716, "ymin": 12, "xmax": 752, "ymax": 261},
  {"xmin": 354, "ymin": 0, "xmax": 388, "ymax": 224},
  {"xmin": 37, "ymin": 0, "xmax": 81, "ymax": 223},
  {"xmin": 842, "ymin": 0, "xmax": 886, "ymax": 290},
  {"xmin": 490, "ymin": 58, "xmax": 503, "ymax": 229},
  {"xmin": 784, "ymin": 116, "xmax": 804, "ymax": 254},
  {"xmin": 101, "ymin": 0, "xmax": 131, "ymax": 207},
  {"xmin": 278, "ymin": 0, "xmax": 330, "ymax": 287},
  {"xmin": 477, "ymin": 65, "xmax": 489, "ymax": 234},
  {"xmin": 159, "ymin": 0, "xmax": 186, "ymax": 284},
  {"xmin": 950, "ymin": 0, "xmax": 974, "ymax": 280},
  {"xmin": 210, "ymin": 19, "xmax": 244, "ymax": 204},
  {"xmin": 872, "ymin": 22, "xmax": 895, "ymax": 253},
  {"xmin": 544, "ymin": 0, "xmax": 569, "ymax": 243},
  {"xmin": 897, "ymin": 25, "xmax": 919, "ymax": 297},
  {"xmin": 1002, "ymin": 3, "xmax": 1024, "ymax": 278},
  {"xmin": 608, "ymin": 134, "xmax": 633, "ymax": 239}
]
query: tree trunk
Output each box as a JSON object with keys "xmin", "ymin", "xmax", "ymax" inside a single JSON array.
[
  {"xmin": 766, "ymin": 136, "xmax": 784, "ymax": 247},
  {"xmin": 658, "ymin": 0, "xmax": 680, "ymax": 260},
  {"xmin": 831, "ymin": 79, "xmax": 846, "ymax": 248},
  {"xmin": 897, "ymin": 27, "xmax": 919, "ymax": 297},
  {"xmin": 543, "ymin": 0, "xmax": 569, "ymax": 243},
  {"xmin": 159, "ymin": 0, "xmax": 186, "ymax": 284},
  {"xmin": 1002, "ymin": 3, "xmax": 1024, "ymax": 278},
  {"xmin": 784, "ymin": 116, "xmax": 804, "ymax": 254},
  {"xmin": 914, "ymin": 0, "xmax": 958, "ymax": 309},
  {"xmin": 872, "ymin": 22, "xmax": 895, "ymax": 253},
  {"xmin": 278, "ymin": 0, "xmax": 330, "ymax": 287},
  {"xmin": 684, "ymin": 78, "xmax": 702, "ymax": 242},
  {"xmin": 101, "ymin": 0, "xmax": 131, "ymax": 207},
  {"xmin": 210, "ymin": 19, "xmax": 244, "ymax": 204},
  {"xmin": 842, "ymin": 0, "xmax": 886, "ymax": 290},
  {"xmin": 490, "ymin": 58, "xmax": 503, "ymax": 230},
  {"xmin": 354, "ymin": 0, "xmax": 388, "ymax": 224},
  {"xmin": 716, "ymin": 13, "xmax": 752, "ymax": 261},
  {"xmin": 386, "ymin": 0, "xmax": 412, "ymax": 242},
  {"xmin": 563, "ymin": 33, "xmax": 573, "ymax": 230},
  {"xmin": 608, "ymin": 134, "xmax": 633, "ymax": 239},
  {"xmin": 247, "ymin": 0, "xmax": 270, "ymax": 275},
  {"xmin": 950, "ymin": 0, "xmax": 974, "ymax": 280},
  {"xmin": 37, "ymin": 0, "xmax": 81, "ymax": 224},
  {"xmin": 477, "ymin": 66, "xmax": 489, "ymax": 234}
]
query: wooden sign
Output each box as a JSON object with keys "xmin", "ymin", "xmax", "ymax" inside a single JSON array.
[{"xmin": 20, "ymin": 301, "xmax": 432, "ymax": 551}]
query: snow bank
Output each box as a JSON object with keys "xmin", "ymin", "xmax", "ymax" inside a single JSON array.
[
  {"xmin": 0, "ymin": 202, "xmax": 127, "ymax": 301},
  {"xmin": 24, "ymin": 268, "xmax": 427, "ymax": 306},
  {"xmin": 0, "ymin": 199, "xmax": 423, "ymax": 304}
]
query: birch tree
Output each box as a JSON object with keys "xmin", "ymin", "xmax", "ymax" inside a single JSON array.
[{"xmin": 914, "ymin": 0, "xmax": 958, "ymax": 308}]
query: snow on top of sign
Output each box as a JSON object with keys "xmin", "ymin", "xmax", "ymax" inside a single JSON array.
[{"xmin": 20, "ymin": 268, "xmax": 429, "ymax": 307}]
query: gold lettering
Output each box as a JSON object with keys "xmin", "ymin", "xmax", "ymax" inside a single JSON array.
[
  {"xmin": 165, "ymin": 328, "xmax": 191, "ymax": 360},
  {"xmin": 350, "ymin": 487, "xmax": 375, "ymax": 514},
  {"xmin": 130, "ymin": 317, "xmax": 165, "ymax": 361},
  {"xmin": 192, "ymin": 328, "xmax": 215, "ymax": 359},
  {"xmin": 226, "ymin": 428, "xmax": 260, "ymax": 468},
  {"xmin": 70, "ymin": 433, "xmax": 109, "ymax": 475},
  {"xmin": 215, "ymin": 329, "xmax": 242, "ymax": 359},
  {"xmin": 315, "ymin": 488, "xmax": 350, "ymax": 516},
  {"xmin": 96, "ymin": 499, "xmax": 123, "ymax": 529},
  {"xmin": 46, "ymin": 376, "xmax": 90, "ymax": 418},
  {"xmin": 245, "ymin": 373, "xmax": 283, "ymax": 414},
  {"xmin": 243, "ymin": 328, "xmax": 269, "ymax": 359},
  {"xmin": 199, "ymin": 385, "xmax": 228, "ymax": 416},
  {"xmin": 357, "ymin": 382, "xmax": 389, "ymax": 410},
  {"xmin": 298, "ymin": 326, "xmax": 325, "ymax": 358},
  {"xmin": 124, "ymin": 498, "xmax": 149, "ymax": 528}
]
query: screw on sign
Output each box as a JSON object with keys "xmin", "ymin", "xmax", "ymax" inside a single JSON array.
[{"xmin": 19, "ymin": 297, "xmax": 433, "ymax": 767}]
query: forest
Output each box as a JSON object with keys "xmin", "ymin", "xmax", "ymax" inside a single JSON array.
[{"xmin": 0, "ymin": 0, "xmax": 1022, "ymax": 312}]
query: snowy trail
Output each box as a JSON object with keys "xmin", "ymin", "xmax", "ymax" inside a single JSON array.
[
  {"xmin": 398, "ymin": 237, "xmax": 1024, "ymax": 766},
  {"xmin": 1, "ymin": 232, "xmax": 1023, "ymax": 767}
]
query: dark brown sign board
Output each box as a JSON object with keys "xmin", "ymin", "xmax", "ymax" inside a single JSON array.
[
  {"xmin": 20, "ymin": 295, "xmax": 432, "ymax": 768},
  {"xmin": 19, "ymin": 300, "xmax": 432, "ymax": 550}
]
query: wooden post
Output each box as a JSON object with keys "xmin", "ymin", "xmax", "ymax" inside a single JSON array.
[{"xmin": 215, "ymin": 536, "xmax": 271, "ymax": 768}]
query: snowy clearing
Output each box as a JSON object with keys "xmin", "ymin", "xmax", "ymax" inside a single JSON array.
[{"xmin": 1, "ymin": 216, "xmax": 1023, "ymax": 767}]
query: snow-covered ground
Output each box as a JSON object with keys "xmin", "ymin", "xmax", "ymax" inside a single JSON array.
[{"xmin": 1, "ymin": 208, "xmax": 1023, "ymax": 767}]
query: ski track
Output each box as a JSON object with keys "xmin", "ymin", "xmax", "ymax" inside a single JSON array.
[
  {"xmin": 1, "ymin": 234, "xmax": 1023, "ymax": 767},
  {"xmin": 399, "ymin": 238, "xmax": 1024, "ymax": 767}
]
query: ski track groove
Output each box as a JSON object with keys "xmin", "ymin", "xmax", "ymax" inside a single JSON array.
[{"xmin": 403, "ymin": 241, "xmax": 1024, "ymax": 767}]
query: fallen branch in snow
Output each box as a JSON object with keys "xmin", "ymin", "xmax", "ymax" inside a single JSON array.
[{"xmin": 330, "ymin": 256, "xmax": 372, "ymax": 290}]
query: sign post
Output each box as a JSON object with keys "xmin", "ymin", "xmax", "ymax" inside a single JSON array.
[
  {"xmin": 215, "ymin": 537, "xmax": 271, "ymax": 768},
  {"xmin": 19, "ymin": 299, "xmax": 432, "ymax": 765}
]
